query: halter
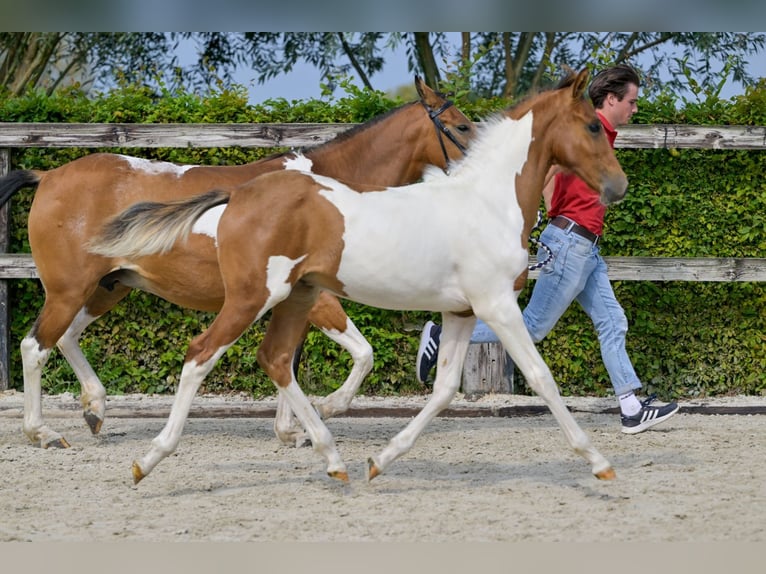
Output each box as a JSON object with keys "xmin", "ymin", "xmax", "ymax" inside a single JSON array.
[{"xmin": 421, "ymin": 99, "xmax": 468, "ymax": 174}]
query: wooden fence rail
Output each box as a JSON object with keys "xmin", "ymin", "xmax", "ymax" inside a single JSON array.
[{"xmin": 0, "ymin": 122, "xmax": 765, "ymax": 392}]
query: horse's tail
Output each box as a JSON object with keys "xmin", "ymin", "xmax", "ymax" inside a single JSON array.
[
  {"xmin": 89, "ymin": 189, "xmax": 231, "ymax": 259},
  {"xmin": 0, "ymin": 170, "xmax": 42, "ymax": 206}
]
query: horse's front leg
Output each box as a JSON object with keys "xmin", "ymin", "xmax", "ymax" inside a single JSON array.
[
  {"xmin": 368, "ymin": 313, "xmax": 476, "ymax": 480},
  {"xmin": 309, "ymin": 295, "xmax": 373, "ymax": 419},
  {"xmin": 484, "ymin": 304, "xmax": 614, "ymax": 480}
]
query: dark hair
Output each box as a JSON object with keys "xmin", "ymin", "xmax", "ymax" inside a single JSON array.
[{"xmin": 588, "ymin": 64, "xmax": 641, "ymax": 109}]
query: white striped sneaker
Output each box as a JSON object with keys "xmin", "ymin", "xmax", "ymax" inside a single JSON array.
[
  {"xmin": 621, "ymin": 394, "xmax": 680, "ymax": 434},
  {"xmin": 416, "ymin": 321, "xmax": 441, "ymax": 384}
]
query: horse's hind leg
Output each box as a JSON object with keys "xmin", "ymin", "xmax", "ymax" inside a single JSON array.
[
  {"xmin": 56, "ymin": 285, "xmax": 132, "ymax": 434},
  {"xmin": 131, "ymin": 301, "xmax": 258, "ymax": 483},
  {"xmin": 274, "ymin": 292, "xmax": 373, "ymax": 447},
  {"xmin": 259, "ymin": 294, "xmax": 348, "ymax": 482},
  {"xmin": 21, "ymin": 298, "xmax": 86, "ymax": 448}
]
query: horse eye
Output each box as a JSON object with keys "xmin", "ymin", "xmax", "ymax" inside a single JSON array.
[
  {"xmin": 456, "ymin": 124, "xmax": 471, "ymax": 133},
  {"xmin": 588, "ymin": 121, "xmax": 601, "ymax": 134}
]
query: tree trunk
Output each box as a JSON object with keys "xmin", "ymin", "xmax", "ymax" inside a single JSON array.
[{"xmin": 413, "ymin": 32, "xmax": 441, "ymax": 90}]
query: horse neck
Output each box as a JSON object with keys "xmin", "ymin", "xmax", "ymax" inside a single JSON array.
[
  {"xmin": 512, "ymin": 99, "xmax": 558, "ymax": 245},
  {"xmin": 304, "ymin": 103, "xmax": 434, "ymax": 186}
]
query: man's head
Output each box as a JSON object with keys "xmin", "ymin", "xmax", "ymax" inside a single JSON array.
[{"xmin": 589, "ymin": 64, "xmax": 640, "ymax": 127}]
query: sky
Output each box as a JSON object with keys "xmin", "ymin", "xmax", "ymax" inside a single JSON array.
[{"xmin": 175, "ymin": 34, "xmax": 766, "ymax": 105}]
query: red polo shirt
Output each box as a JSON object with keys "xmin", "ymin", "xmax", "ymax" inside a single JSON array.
[{"xmin": 547, "ymin": 112, "xmax": 617, "ymax": 236}]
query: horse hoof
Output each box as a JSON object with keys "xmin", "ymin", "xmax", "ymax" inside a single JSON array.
[
  {"xmin": 132, "ymin": 461, "xmax": 146, "ymax": 485},
  {"xmin": 367, "ymin": 458, "xmax": 381, "ymax": 481},
  {"xmin": 84, "ymin": 412, "xmax": 103, "ymax": 435},
  {"xmin": 595, "ymin": 467, "xmax": 616, "ymax": 480},
  {"xmin": 42, "ymin": 437, "xmax": 71, "ymax": 449},
  {"xmin": 328, "ymin": 470, "xmax": 349, "ymax": 483}
]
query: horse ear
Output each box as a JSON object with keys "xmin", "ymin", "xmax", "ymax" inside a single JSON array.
[
  {"xmin": 415, "ymin": 75, "xmax": 429, "ymax": 101},
  {"xmin": 572, "ymin": 68, "xmax": 590, "ymax": 100}
]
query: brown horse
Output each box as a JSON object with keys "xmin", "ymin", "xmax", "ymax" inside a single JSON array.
[
  {"xmin": 0, "ymin": 78, "xmax": 475, "ymax": 450},
  {"xmin": 90, "ymin": 68, "xmax": 627, "ymax": 485}
]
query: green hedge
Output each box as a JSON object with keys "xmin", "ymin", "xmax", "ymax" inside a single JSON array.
[{"xmin": 1, "ymin": 82, "xmax": 764, "ymax": 399}]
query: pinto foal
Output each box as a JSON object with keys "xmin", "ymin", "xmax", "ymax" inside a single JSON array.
[{"xmin": 91, "ymin": 69, "xmax": 626, "ymax": 485}]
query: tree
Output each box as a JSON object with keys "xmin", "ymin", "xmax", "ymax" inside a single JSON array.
[
  {"xmin": 438, "ymin": 32, "xmax": 766, "ymax": 99},
  {"xmin": 2, "ymin": 32, "xmax": 765, "ymax": 102},
  {"xmin": 0, "ymin": 33, "xmax": 176, "ymax": 96}
]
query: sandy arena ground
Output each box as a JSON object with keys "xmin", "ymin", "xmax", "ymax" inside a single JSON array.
[{"xmin": 0, "ymin": 391, "xmax": 764, "ymax": 543}]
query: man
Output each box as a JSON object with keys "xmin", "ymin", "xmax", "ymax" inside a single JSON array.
[{"xmin": 416, "ymin": 64, "xmax": 679, "ymax": 434}]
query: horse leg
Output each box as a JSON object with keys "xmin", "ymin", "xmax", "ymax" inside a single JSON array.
[
  {"xmin": 258, "ymin": 294, "xmax": 348, "ymax": 482},
  {"xmin": 131, "ymin": 301, "xmax": 259, "ymax": 484},
  {"xmin": 273, "ymin": 322, "xmax": 313, "ymax": 448},
  {"xmin": 368, "ymin": 313, "xmax": 476, "ymax": 480},
  {"xmin": 20, "ymin": 289, "xmax": 100, "ymax": 448},
  {"xmin": 55, "ymin": 285, "xmax": 132, "ymax": 435},
  {"xmin": 274, "ymin": 293, "xmax": 374, "ymax": 447},
  {"xmin": 308, "ymin": 293, "xmax": 373, "ymax": 420},
  {"xmin": 20, "ymin": 335, "xmax": 66, "ymax": 448},
  {"xmin": 483, "ymin": 304, "xmax": 614, "ymax": 480}
]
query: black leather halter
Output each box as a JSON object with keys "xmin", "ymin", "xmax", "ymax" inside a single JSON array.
[{"xmin": 421, "ymin": 99, "xmax": 468, "ymax": 173}]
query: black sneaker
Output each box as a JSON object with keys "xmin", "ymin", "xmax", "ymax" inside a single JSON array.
[
  {"xmin": 621, "ymin": 394, "xmax": 679, "ymax": 434},
  {"xmin": 416, "ymin": 321, "xmax": 441, "ymax": 384}
]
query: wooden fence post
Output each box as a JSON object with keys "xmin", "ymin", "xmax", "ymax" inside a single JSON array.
[
  {"xmin": 0, "ymin": 148, "xmax": 10, "ymax": 390},
  {"xmin": 461, "ymin": 342, "xmax": 514, "ymax": 398}
]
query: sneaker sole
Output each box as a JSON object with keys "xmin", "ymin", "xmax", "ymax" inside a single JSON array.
[{"xmin": 621, "ymin": 404, "xmax": 680, "ymax": 434}]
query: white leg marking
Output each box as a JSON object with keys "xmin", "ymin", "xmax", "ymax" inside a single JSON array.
[
  {"xmin": 278, "ymin": 380, "xmax": 347, "ymax": 478},
  {"xmin": 370, "ymin": 314, "xmax": 476, "ymax": 476},
  {"xmin": 482, "ymin": 304, "xmax": 612, "ymax": 477},
  {"xmin": 274, "ymin": 318, "xmax": 374, "ymax": 446},
  {"xmin": 313, "ymin": 318, "xmax": 373, "ymax": 418},
  {"xmin": 55, "ymin": 309, "xmax": 106, "ymax": 429},
  {"xmin": 134, "ymin": 345, "xmax": 231, "ymax": 480},
  {"xmin": 20, "ymin": 336, "xmax": 57, "ymax": 445}
]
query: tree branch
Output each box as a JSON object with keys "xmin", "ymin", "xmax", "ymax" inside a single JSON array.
[{"xmin": 337, "ymin": 33, "xmax": 373, "ymax": 90}]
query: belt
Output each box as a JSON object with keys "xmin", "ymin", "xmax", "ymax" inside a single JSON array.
[{"xmin": 548, "ymin": 216, "xmax": 601, "ymax": 245}]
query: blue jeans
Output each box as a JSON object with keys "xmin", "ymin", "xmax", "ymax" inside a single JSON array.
[{"xmin": 471, "ymin": 222, "xmax": 642, "ymax": 397}]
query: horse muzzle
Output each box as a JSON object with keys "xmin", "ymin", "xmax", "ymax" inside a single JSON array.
[{"xmin": 600, "ymin": 174, "xmax": 629, "ymax": 206}]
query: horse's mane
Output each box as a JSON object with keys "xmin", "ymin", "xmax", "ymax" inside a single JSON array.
[
  {"xmin": 248, "ymin": 101, "xmax": 419, "ymax": 163},
  {"xmin": 505, "ymin": 69, "xmax": 578, "ymax": 116},
  {"xmin": 301, "ymin": 101, "xmax": 419, "ymax": 155}
]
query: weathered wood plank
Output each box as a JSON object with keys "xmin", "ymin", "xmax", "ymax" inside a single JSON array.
[
  {"xmin": 0, "ymin": 254, "xmax": 38, "ymax": 279},
  {"xmin": 3, "ymin": 123, "xmax": 766, "ymax": 150},
  {"xmin": 616, "ymin": 124, "xmax": 766, "ymax": 149},
  {"xmin": 0, "ymin": 123, "xmax": 350, "ymax": 149},
  {"xmin": 3, "ymin": 254, "xmax": 765, "ymax": 282},
  {"xmin": 599, "ymin": 256, "xmax": 766, "ymax": 282}
]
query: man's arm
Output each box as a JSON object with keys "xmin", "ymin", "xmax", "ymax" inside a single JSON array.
[{"xmin": 542, "ymin": 165, "xmax": 559, "ymax": 213}]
